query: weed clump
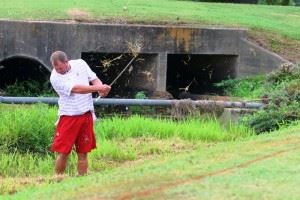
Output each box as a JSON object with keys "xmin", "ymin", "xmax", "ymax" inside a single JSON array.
[
  {"xmin": 218, "ymin": 63, "xmax": 300, "ymax": 133},
  {"xmin": 245, "ymin": 64, "xmax": 300, "ymax": 133}
]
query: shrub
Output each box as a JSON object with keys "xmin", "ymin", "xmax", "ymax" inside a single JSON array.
[
  {"xmin": 216, "ymin": 63, "xmax": 300, "ymax": 133},
  {"xmin": 214, "ymin": 75, "xmax": 265, "ymax": 99},
  {"xmin": 3, "ymin": 79, "xmax": 56, "ymax": 97},
  {"xmin": 242, "ymin": 64, "xmax": 300, "ymax": 133}
]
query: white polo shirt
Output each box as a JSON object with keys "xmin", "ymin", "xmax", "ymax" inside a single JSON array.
[{"xmin": 50, "ymin": 59, "xmax": 98, "ymax": 117}]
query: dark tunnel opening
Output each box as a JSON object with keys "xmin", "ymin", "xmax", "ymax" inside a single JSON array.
[
  {"xmin": 167, "ymin": 54, "xmax": 238, "ymax": 99},
  {"xmin": 0, "ymin": 56, "xmax": 52, "ymax": 96},
  {"xmin": 82, "ymin": 52, "xmax": 157, "ymax": 98}
]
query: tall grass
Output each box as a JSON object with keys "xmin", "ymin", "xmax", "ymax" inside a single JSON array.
[
  {"xmin": 0, "ymin": 152, "xmax": 54, "ymax": 177},
  {"xmin": 0, "ymin": 104, "xmax": 253, "ymax": 180},
  {"xmin": 96, "ymin": 115, "xmax": 253, "ymax": 141},
  {"xmin": 0, "ymin": 104, "xmax": 253, "ymax": 154},
  {"xmin": 0, "ymin": 104, "xmax": 57, "ymax": 154}
]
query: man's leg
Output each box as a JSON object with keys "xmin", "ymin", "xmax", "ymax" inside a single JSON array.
[
  {"xmin": 77, "ymin": 153, "xmax": 88, "ymax": 176},
  {"xmin": 55, "ymin": 153, "xmax": 69, "ymax": 175}
]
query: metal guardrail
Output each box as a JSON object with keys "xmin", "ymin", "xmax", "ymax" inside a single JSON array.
[{"xmin": 0, "ymin": 96, "xmax": 264, "ymax": 109}]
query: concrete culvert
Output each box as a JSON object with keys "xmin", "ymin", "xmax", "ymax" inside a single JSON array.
[
  {"xmin": 82, "ymin": 52, "xmax": 158, "ymax": 98},
  {"xmin": 0, "ymin": 55, "xmax": 52, "ymax": 96},
  {"xmin": 166, "ymin": 54, "xmax": 238, "ymax": 99}
]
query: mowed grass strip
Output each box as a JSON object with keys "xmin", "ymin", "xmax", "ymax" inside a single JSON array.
[
  {"xmin": 6, "ymin": 126, "xmax": 300, "ymax": 200},
  {"xmin": 0, "ymin": 0, "xmax": 300, "ymax": 40}
]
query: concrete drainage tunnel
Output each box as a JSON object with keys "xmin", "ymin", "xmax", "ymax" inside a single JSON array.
[
  {"xmin": 0, "ymin": 53, "xmax": 237, "ymax": 99},
  {"xmin": 0, "ymin": 56, "xmax": 51, "ymax": 96},
  {"xmin": 82, "ymin": 52, "xmax": 238, "ymax": 98},
  {"xmin": 81, "ymin": 52, "xmax": 158, "ymax": 98},
  {"xmin": 166, "ymin": 54, "xmax": 237, "ymax": 99},
  {"xmin": 0, "ymin": 21, "xmax": 289, "ymax": 99}
]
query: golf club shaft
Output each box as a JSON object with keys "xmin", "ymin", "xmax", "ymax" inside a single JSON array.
[
  {"xmin": 109, "ymin": 55, "xmax": 137, "ymax": 86},
  {"xmin": 96, "ymin": 55, "xmax": 137, "ymax": 100}
]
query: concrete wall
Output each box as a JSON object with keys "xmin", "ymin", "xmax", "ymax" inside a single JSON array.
[
  {"xmin": 237, "ymin": 39, "xmax": 290, "ymax": 76},
  {"xmin": 0, "ymin": 20, "xmax": 291, "ymax": 92}
]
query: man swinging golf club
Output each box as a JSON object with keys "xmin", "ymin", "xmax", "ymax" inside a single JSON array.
[{"xmin": 50, "ymin": 51, "xmax": 111, "ymax": 176}]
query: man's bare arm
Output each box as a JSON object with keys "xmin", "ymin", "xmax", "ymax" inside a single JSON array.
[
  {"xmin": 71, "ymin": 84, "xmax": 109, "ymax": 94},
  {"xmin": 91, "ymin": 78, "xmax": 103, "ymax": 86}
]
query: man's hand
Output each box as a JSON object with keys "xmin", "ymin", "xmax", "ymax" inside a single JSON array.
[
  {"xmin": 91, "ymin": 78, "xmax": 111, "ymax": 98},
  {"xmin": 98, "ymin": 84, "xmax": 111, "ymax": 97}
]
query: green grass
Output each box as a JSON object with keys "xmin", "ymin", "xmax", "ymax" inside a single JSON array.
[
  {"xmin": 1, "ymin": 0, "xmax": 300, "ymax": 41},
  {"xmin": 96, "ymin": 115, "xmax": 253, "ymax": 141},
  {"xmin": 1, "ymin": 104, "xmax": 300, "ymax": 198},
  {"xmin": 4, "ymin": 123, "xmax": 300, "ymax": 199},
  {"xmin": 0, "ymin": 137, "xmax": 198, "ymax": 193},
  {"xmin": 0, "ymin": 104, "xmax": 57, "ymax": 154},
  {"xmin": 0, "ymin": 103, "xmax": 252, "ymax": 195}
]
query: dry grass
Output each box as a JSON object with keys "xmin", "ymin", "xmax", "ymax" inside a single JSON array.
[{"xmin": 66, "ymin": 8, "xmax": 91, "ymax": 22}]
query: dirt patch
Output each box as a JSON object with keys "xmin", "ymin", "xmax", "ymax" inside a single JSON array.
[
  {"xmin": 248, "ymin": 30, "xmax": 300, "ymax": 64},
  {"xmin": 66, "ymin": 8, "xmax": 91, "ymax": 22}
]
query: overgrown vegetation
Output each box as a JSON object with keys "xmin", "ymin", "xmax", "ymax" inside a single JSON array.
[
  {"xmin": 0, "ymin": 104, "xmax": 252, "ymax": 181},
  {"xmin": 215, "ymin": 75, "xmax": 265, "ymax": 99},
  {"xmin": 245, "ymin": 65, "xmax": 300, "ymax": 132},
  {"xmin": 217, "ymin": 64, "xmax": 300, "ymax": 133},
  {"xmin": 0, "ymin": 104, "xmax": 56, "ymax": 154},
  {"xmin": 3, "ymin": 79, "xmax": 55, "ymax": 97},
  {"xmin": 0, "ymin": 104, "xmax": 253, "ymax": 155}
]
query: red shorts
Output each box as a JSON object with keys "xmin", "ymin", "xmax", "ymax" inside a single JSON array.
[{"xmin": 51, "ymin": 112, "xmax": 96, "ymax": 154}]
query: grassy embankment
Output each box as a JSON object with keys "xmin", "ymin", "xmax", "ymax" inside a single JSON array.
[{"xmin": 1, "ymin": 0, "xmax": 300, "ymax": 62}]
